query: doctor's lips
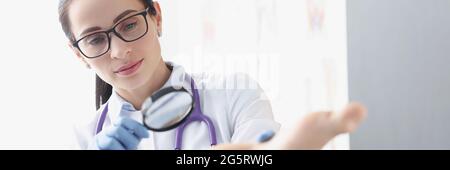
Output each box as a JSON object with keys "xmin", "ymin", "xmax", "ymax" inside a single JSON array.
[{"xmin": 114, "ymin": 59, "xmax": 144, "ymax": 76}]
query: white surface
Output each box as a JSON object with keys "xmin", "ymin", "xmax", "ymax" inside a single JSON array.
[{"xmin": 0, "ymin": 1, "xmax": 94, "ymax": 149}]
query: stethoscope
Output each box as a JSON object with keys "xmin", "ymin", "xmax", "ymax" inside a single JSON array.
[{"xmin": 95, "ymin": 78, "xmax": 217, "ymax": 150}]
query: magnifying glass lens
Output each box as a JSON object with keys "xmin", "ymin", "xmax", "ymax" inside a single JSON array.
[{"xmin": 142, "ymin": 89, "xmax": 193, "ymax": 131}]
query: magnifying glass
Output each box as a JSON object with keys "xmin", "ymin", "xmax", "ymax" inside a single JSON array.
[{"xmin": 140, "ymin": 86, "xmax": 194, "ymax": 132}]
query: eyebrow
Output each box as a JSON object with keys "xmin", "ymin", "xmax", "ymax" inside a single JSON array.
[{"xmin": 79, "ymin": 9, "xmax": 138, "ymax": 37}]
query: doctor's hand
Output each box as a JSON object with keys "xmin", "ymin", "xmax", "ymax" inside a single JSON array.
[{"xmin": 94, "ymin": 117, "xmax": 149, "ymax": 150}]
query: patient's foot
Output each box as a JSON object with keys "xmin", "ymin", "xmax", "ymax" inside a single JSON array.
[{"xmin": 213, "ymin": 102, "xmax": 367, "ymax": 150}]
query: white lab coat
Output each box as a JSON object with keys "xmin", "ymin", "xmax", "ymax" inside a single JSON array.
[{"xmin": 74, "ymin": 62, "xmax": 280, "ymax": 150}]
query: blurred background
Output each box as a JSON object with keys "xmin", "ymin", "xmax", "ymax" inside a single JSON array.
[
  {"xmin": 159, "ymin": 0, "xmax": 350, "ymax": 149},
  {"xmin": 347, "ymin": 0, "xmax": 450, "ymax": 149}
]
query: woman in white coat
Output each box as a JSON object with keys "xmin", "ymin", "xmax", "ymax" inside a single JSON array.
[{"xmin": 58, "ymin": 0, "xmax": 367, "ymax": 150}]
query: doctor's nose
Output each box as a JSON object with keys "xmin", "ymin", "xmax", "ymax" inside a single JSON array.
[{"xmin": 109, "ymin": 35, "xmax": 133, "ymax": 60}]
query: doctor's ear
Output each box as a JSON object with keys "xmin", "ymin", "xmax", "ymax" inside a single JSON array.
[
  {"xmin": 151, "ymin": 2, "xmax": 163, "ymax": 38},
  {"xmin": 68, "ymin": 42, "xmax": 91, "ymax": 69}
]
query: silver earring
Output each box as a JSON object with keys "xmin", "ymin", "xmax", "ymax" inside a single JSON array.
[{"xmin": 157, "ymin": 31, "xmax": 162, "ymax": 37}]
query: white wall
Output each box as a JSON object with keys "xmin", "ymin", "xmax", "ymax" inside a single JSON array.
[
  {"xmin": 0, "ymin": 1, "xmax": 94, "ymax": 149},
  {"xmin": 160, "ymin": 0, "xmax": 350, "ymax": 149}
]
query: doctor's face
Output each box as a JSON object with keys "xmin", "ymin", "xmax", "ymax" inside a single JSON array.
[{"xmin": 68, "ymin": 0, "xmax": 163, "ymax": 91}]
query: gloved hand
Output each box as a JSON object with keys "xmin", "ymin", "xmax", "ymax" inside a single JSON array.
[{"xmin": 95, "ymin": 117, "xmax": 149, "ymax": 150}]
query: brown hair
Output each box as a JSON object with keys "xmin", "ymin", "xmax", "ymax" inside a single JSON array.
[{"xmin": 58, "ymin": 0, "xmax": 157, "ymax": 110}]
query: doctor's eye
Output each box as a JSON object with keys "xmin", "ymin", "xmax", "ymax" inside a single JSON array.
[
  {"xmin": 118, "ymin": 18, "xmax": 139, "ymax": 33},
  {"xmin": 85, "ymin": 34, "xmax": 108, "ymax": 46}
]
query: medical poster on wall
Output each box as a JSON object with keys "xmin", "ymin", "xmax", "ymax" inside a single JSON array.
[{"xmin": 160, "ymin": 0, "xmax": 349, "ymax": 149}]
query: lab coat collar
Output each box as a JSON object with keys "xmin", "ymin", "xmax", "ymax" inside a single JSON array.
[{"xmin": 107, "ymin": 62, "xmax": 193, "ymax": 124}]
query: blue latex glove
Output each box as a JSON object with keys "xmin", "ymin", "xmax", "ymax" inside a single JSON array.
[
  {"xmin": 95, "ymin": 117, "xmax": 149, "ymax": 150},
  {"xmin": 258, "ymin": 130, "xmax": 275, "ymax": 143}
]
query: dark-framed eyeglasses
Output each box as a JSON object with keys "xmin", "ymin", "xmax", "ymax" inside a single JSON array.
[{"xmin": 73, "ymin": 8, "xmax": 151, "ymax": 59}]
